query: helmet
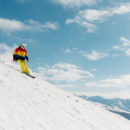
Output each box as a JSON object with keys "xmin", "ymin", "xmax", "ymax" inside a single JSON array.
[{"xmin": 21, "ymin": 43, "xmax": 27, "ymax": 48}]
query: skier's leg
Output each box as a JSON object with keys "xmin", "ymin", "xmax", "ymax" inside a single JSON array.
[
  {"xmin": 17, "ymin": 60, "xmax": 26, "ymax": 73},
  {"xmin": 23, "ymin": 61, "xmax": 30, "ymax": 75}
]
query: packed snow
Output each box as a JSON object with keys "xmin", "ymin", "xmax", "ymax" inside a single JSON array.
[{"xmin": 0, "ymin": 60, "xmax": 130, "ymax": 130}]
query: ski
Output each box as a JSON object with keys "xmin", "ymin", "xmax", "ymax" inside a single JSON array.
[
  {"xmin": 21, "ymin": 72, "xmax": 36, "ymax": 79},
  {"xmin": 26, "ymin": 74, "xmax": 36, "ymax": 79}
]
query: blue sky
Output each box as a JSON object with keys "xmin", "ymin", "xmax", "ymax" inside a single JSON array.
[{"xmin": 1, "ymin": 0, "xmax": 130, "ymax": 95}]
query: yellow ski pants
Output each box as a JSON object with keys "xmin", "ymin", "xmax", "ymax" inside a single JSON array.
[{"xmin": 17, "ymin": 60, "xmax": 30, "ymax": 75}]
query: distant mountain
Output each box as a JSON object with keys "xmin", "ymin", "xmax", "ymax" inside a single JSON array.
[
  {"xmin": 109, "ymin": 109, "xmax": 130, "ymax": 120},
  {"xmin": 76, "ymin": 95, "xmax": 130, "ymax": 120},
  {"xmin": 78, "ymin": 95, "xmax": 130, "ymax": 112}
]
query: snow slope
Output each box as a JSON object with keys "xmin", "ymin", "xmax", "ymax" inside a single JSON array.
[{"xmin": 0, "ymin": 61, "xmax": 130, "ymax": 130}]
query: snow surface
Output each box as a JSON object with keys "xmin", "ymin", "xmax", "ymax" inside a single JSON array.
[{"xmin": 0, "ymin": 61, "xmax": 130, "ymax": 130}]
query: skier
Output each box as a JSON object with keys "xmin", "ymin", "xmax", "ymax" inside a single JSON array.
[{"xmin": 13, "ymin": 43, "xmax": 30, "ymax": 75}]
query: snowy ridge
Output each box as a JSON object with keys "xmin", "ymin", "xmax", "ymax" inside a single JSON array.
[
  {"xmin": 0, "ymin": 61, "xmax": 130, "ymax": 130},
  {"xmin": 77, "ymin": 95, "xmax": 130, "ymax": 112}
]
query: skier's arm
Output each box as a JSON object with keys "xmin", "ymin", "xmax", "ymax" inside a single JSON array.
[
  {"xmin": 25, "ymin": 50, "xmax": 29, "ymax": 62},
  {"xmin": 13, "ymin": 48, "xmax": 18, "ymax": 61},
  {"xmin": 13, "ymin": 55, "xmax": 16, "ymax": 61},
  {"xmin": 25, "ymin": 56, "xmax": 29, "ymax": 62},
  {"xmin": 13, "ymin": 48, "xmax": 18, "ymax": 55}
]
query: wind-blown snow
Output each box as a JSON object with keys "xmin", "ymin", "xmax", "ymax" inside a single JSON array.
[{"xmin": 0, "ymin": 61, "xmax": 130, "ymax": 130}]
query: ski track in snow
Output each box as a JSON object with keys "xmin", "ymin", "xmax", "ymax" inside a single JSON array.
[{"xmin": 0, "ymin": 61, "xmax": 130, "ymax": 130}]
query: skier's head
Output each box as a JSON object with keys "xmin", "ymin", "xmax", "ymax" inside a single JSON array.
[{"xmin": 21, "ymin": 43, "xmax": 27, "ymax": 48}]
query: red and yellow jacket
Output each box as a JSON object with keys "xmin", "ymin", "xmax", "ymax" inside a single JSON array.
[{"xmin": 13, "ymin": 46, "xmax": 29, "ymax": 61}]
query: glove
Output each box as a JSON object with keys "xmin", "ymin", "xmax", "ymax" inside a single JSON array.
[{"xmin": 13, "ymin": 58, "xmax": 15, "ymax": 62}]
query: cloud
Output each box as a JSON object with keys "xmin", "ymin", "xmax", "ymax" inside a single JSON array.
[
  {"xmin": 55, "ymin": 84, "xmax": 76, "ymax": 88},
  {"xmin": 51, "ymin": 0, "xmax": 101, "ymax": 8},
  {"xmin": 112, "ymin": 4, "xmax": 130, "ymax": 14},
  {"xmin": 85, "ymin": 74, "xmax": 130, "ymax": 88},
  {"xmin": 91, "ymin": 68, "xmax": 97, "ymax": 72},
  {"xmin": 0, "ymin": 43, "xmax": 17, "ymax": 63},
  {"xmin": 26, "ymin": 20, "xmax": 59, "ymax": 31},
  {"xmin": 0, "ymin": 18, "xmax": 26, "ymax": 32},
  {"xmin": 80, "ymin": 50, "xmax": 108, "ymax": 60},
  {"xmin": 37, "ymin": 63, "xmax": 94, "ymax": 83},
  {"xmin": 73, "ymin": 91, "xmax": 130, "ymax": 99},
  {"xmin": 64, "ymin": 48, "xmax": 72, "ymax": 54},
  {"xmin": 0, "ymin": 44, "xmax": 14, "ymax": 53},
  {"xmin": 66, "ymin": 18, "xmax": 97, "ymax": 32},
  {"xmin": 113, "ymin": 37, "xmax": 130, "ymax": 56},
  {"xmin": 0, "ymin": 18, "xmax": 58, "ymax": 33},
  {"xmin": 120, "ymin": 37, "xmax": 130, "ymax": 47},
  {"xmin": 66, "ymin": 3, "xmax": 130, "ymax": 32}
]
